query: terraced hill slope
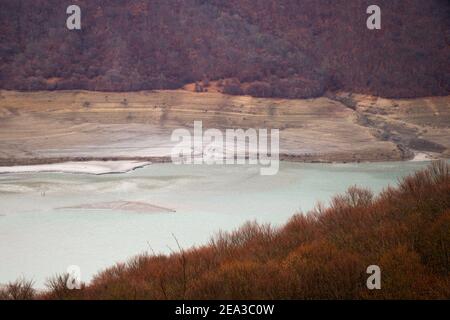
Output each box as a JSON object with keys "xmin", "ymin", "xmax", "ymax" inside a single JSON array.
[{"xmin": 0, "ymin": 90, "xmax": 448, "ymax": 165}]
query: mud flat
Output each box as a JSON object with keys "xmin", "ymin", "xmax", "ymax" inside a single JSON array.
[
  {"xmin": 59, "ymin": 201, "xmax": 176, "ymax": 213},
  {"xmin": 0, "ymin": 90, "xmax": 448, "ymax": 165},
  {"xmin": 0, "ymin": 160, "xmax": 151, "ymax": 175}
]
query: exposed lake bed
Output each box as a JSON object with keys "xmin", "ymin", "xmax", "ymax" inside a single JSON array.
[{"xmin": 2, "ymin": 90, "xmax": 449, "ymax": 166}]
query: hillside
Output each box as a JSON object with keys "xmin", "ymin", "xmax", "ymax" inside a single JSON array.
[
  {"xmin": 0, "ymin": 0, "xmax": 449, "ymax": 98},
  {"xmin": 1, "ymin": 162, "xmax": 449, "ymax": 299}
]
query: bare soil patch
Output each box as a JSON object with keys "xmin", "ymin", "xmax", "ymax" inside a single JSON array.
[{"xmin": 0, "ymin": 90, "xmax": 448, "ymax": 166}]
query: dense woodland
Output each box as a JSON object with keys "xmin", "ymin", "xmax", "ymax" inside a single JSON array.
[
  {"xmin": 1, "ymin": 162, "xmax": 449, "ymax": 299},
  {"xmin": 0, "ymin": 0, "xmax": 449, "ymax": 98}
]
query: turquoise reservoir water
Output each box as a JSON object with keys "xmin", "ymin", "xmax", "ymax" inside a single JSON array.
[{"xmin": 0, "ymin": 161, "xmax": 431, "ymax": 287}]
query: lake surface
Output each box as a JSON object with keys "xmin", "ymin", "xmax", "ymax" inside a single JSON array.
[{"xmin": 0, "ymin": 161, "xmax": 431, "ymax": 288}]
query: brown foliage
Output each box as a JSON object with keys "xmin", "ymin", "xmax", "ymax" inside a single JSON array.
[
  {"xmin": 0, "ymin": 279, "xmax": 35, "ymax": 300},
  {"xmin": 0, "ymin": 1, "xmax": 448, "ymax": 98}
]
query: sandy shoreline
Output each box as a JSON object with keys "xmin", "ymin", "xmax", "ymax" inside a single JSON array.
[
  {"xmin": 0, "ymin": 152, "xmax": 436, "ymax": 175},
  {"xmin": 0, "ymin": 160, "xmax": 152, "ymax": 175},
  {"xmin": 0, "ymin": 149, "xmax": 418, "ymax": 169}
]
